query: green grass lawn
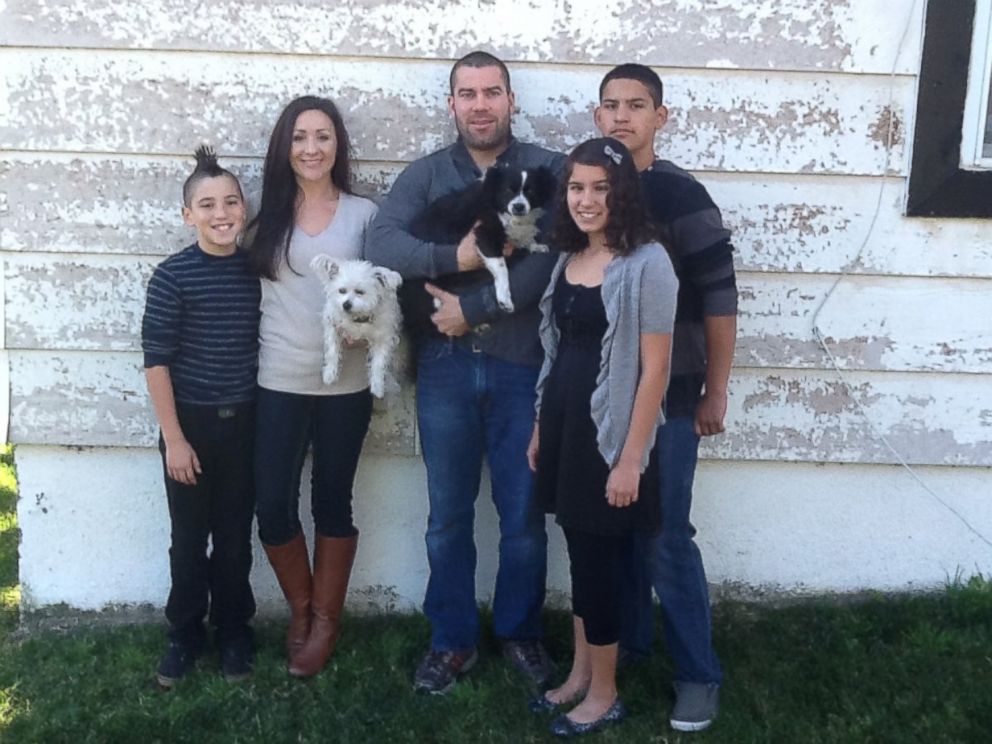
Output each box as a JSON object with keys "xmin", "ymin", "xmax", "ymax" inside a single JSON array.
[{"xmin": 1, "ymin": 449, "xmax": 991, "ymax": 742}]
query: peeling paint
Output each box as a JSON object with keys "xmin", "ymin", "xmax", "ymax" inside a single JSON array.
[
  {"xmin": 8, "ymin": 351, "xmax": 417, "ymax": 456},
  {"xmin": 868, "ymin": 105, "xmax": 903, "ymax": 147},
  {"xmin": 0, "ymin": 0, "xmax": 921, "ymax": 74},
  {"xmin": 0, "ymin": 49, "xmax": 912, "ymax": 177},
  {"xmin": 0, "ymin": 156, "xmax": 391, "ymax": 254},
  {"xmin": 10, "ymin": 351, "xmax": 990, "ymax": 467},
  {"xmin": 714, "ymin": 369, "xmax": 992, "ymax": 466}
]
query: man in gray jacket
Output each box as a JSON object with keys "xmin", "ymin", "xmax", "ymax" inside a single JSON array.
[{"xmin": 367, "ymin": 50, "xmax": 563, "ymax": 695}]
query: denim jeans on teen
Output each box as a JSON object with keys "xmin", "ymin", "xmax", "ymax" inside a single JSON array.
[
  {"xmin": 619, "ymin": 415, "xmax": 723, "ymax": 685},
  {"xmin": 416, "ymin": 338, "xmax": 548, "ymax": 651}
]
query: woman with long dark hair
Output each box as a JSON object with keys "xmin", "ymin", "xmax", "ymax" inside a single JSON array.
[
  {"xmin": 526, "ymin": 138, "xmax": 678, "ymax": 735},
  {"xmin": 249, "ymin": 95, "xmax": 378, "ymax": 678}
]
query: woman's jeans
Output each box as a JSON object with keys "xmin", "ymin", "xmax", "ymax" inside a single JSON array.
[
  {"xmin": 254, "ymin": 386, "xmax": 372, "ymax": 546},
  {"xmin": 416, "ymin": 339, "xmax": 548, "ymax": 652}
]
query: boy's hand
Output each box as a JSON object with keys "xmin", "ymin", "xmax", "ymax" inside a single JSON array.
[
  {"xmin": 694, "ymin": 389, "xmax": 728, "ymax": 437},
  {"xmin": 166, "ymin": 438, "xmax": 202, "ymax": 486}
]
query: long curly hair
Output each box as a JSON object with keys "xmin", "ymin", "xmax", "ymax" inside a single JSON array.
[
  {"xmin": 552, "ymin": 137, "xmax": 654, "ymax": 257},
  {"xmin": 247, "ymin": 96, "xmax": 354, "ymax": 279}
]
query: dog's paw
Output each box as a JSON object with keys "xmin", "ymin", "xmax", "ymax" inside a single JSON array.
[
  {"xmin": 322, "ymin": 366, "xmax": 340, "ymax": 385},
  {"xmin": 497, "ymin": 298, "xmax": 515, "ymax": 313}
]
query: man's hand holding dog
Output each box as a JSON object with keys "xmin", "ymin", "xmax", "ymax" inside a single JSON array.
[
  {"xmin": 456, "ymin": 229, "xmax": 485, "ymax": 271},
  {"xmin": 425, "ymin": 283, "xmax": 470, "ymax": 337},
  {"xmin": 456, "ymin": 223, "xmax": 515, "ymax": 271}
]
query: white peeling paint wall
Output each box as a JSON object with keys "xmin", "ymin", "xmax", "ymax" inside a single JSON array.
[{"xmin": 3, "ymin": 0, "xmax": 992, "ymax": 612}]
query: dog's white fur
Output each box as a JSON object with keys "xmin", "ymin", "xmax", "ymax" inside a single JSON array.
[
  {"xmin": 310, "ymin": 255, "xmax": 403, "ymax": 398},
  {"xmin": 489, "ymin": 209, "xmax": 549, "ymax": 312}
]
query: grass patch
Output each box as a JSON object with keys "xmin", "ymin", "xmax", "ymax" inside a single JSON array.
[
  {"xmin": 1, "ymin": 451, "xmax": 992, "ymax": 741},
  {"xmin": 0, "ymin": 445, "xmax": 18, "ymax": 639}
]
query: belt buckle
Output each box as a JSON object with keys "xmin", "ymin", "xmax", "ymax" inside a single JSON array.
[
  {"xmin": 471, "ymin": 323, "xmax": 490, "ymax": 353},
  {"xmin": 217, "ymin": 407, "xmax": 237, "ymax": 419}
]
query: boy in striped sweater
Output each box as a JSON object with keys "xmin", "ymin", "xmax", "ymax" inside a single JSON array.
[
  {"xmin": 142, "ymin": 147, "xmax": 261, "ymax": 687},
  {"xmin": 595, "ymin": 64, "xmax": 739, "ymax": 733}
]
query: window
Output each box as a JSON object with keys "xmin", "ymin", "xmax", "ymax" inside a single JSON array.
[
  {"xmin": 907, "ymin": 0, "xmax": 992, "ymax": 217},
  {"xmin": 961, "ymin": 0, "xmax": 992, "ymax": 168}
]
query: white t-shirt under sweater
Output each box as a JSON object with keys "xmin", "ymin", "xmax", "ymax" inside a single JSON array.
[{"xmin": 258, "ymin": 192, "xmax": 379, "ymax": 395}]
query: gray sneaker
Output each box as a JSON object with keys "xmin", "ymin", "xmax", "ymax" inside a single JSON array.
[{"xmin": 670, "ymin": 682, "xmax": 719, "ymax": 732}]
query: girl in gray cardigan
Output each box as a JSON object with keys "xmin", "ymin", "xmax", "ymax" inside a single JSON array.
[{"xmin": 526, "ymin": 138, "xmax": 677, "ymax": 736}]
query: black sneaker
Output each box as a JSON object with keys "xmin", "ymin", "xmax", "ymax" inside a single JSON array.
[
  {"xmin": 220, "ymin": 636, "xmax": 254, "ymax": 683},
  {"xmin": 156, "ymin": 641, "xmax": 202, "ymax": 688},
  {"xmin": 502, "ymin": 639, "xmax": 554, "ymax": 687},
  {"xmin": 413, "ymin": 648, "xmax": 478, "ymax": 695}
]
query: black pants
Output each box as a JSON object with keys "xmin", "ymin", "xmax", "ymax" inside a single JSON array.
[
  {"xmin": 162, "ymin": 402, "xmax": 256, "ymax": 646},
  {"xmin": 253, "ymin": 386, "xmax": 373, "ymax": 545},
  {"xmin": 564, "ymin": 527, "xmax": 634, "ymax": 646}
]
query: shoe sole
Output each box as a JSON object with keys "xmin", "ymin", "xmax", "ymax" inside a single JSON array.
[
  {"xmin": 670, "ymin": 718, "xmax": 713, "ymax": 732},
  {"xmin": 413, "ymin": 651, "xmax": 478, "ymax": 695}
]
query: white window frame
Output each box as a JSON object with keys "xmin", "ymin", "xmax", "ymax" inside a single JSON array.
[{"xmin": 961, "ymin": 0, "xmax": 992, "ymax": 169}]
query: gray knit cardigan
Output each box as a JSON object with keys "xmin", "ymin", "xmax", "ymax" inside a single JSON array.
[{"xmin": 535, "ymin": 241, "xmax": 678, "ymax": 471}]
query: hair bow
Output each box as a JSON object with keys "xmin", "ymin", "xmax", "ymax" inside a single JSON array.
[{"xmin": 603, "ymin": 144, "xmax": 623, "ymax": 165}]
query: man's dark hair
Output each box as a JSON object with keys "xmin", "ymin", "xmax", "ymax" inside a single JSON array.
[
  {"xmin": 182, "ymin": 145, "xmax": 243, "ymax": 207},
  {"xmin": 449, "ymin": 51, "xmax": 511, "ymax": 94},
  {"xmin": 599, "ymin": 63, "xmax": 664, "ymax": 108},
  {"xmin": 552, "ymin": 137, "xmax": 655, "ymax": 257}
]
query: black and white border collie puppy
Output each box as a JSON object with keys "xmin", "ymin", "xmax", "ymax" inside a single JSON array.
[{"xmin": 409, "ymin": 164, "xmax": 557, "ymax": 315}]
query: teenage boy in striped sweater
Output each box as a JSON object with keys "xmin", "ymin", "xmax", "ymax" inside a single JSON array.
[{"xmin": 595, "ymin": 64, "xmax": 738, "ymax": 733}]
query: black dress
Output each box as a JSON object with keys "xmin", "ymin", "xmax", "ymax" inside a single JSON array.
[{"xmin": 535, "ymin": 274, "xmax": 661, "ymax": 536}]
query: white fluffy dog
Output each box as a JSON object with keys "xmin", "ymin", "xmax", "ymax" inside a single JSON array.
[{"xmin": 310, "ymin": 255, "xmax": 403, "ymax": 398}]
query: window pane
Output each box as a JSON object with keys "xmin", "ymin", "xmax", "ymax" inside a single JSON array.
[{"xmin": 984, "ymin": 73, "xmax": 992, "ymax": 157}]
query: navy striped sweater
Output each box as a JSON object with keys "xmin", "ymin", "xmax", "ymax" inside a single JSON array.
[
  {"xmin": 641, "ymin": 160, "xmax": 738, "ymax": 418},
  {"xmin": 142, "ymin": 243, "xmax": 261, "ymax": 405}
]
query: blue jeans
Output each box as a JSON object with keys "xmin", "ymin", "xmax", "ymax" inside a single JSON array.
[
  {"xmin": 619, "ymin": 416, "xmax": 722, "ymax": 685},
  {"xmin": 416, "ymin": 339, "xmax": 548, "ymax": 651}
]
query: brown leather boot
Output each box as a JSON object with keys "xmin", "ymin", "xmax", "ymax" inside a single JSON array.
[
  {"xmin": 289, "ymin": 533, "xmax": 357, "ymax": 678},
  {"xmin": 262, "ymin": 532, "xmax": 312, "ymax": 664}
]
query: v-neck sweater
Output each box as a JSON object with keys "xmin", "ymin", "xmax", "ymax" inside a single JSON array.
[{"xmin": 258, "ymin": 192, "xmax": 379, "ymax": 395}]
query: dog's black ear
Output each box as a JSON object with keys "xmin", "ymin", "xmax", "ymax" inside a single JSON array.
[
  {"xmin": 529, "ymin": 166, "xmax": 558, "ymax": 204},
  {"xmin": 481, "ymin": 165, "xmax": 506, "ymax": 194}
]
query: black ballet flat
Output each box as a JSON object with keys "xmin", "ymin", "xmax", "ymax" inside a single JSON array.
[
  {"xmin": 528, "ymin": 687, "xmax": 590, "ymax": 715},
  {"xmin": 549, "ymin": 699, "xmax": 627, "ymax": 737}
]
